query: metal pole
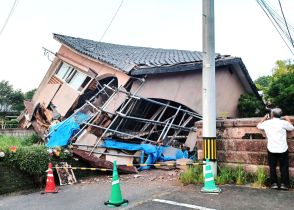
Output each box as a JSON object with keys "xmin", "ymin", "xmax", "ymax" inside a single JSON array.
[
  {"xmin": 89, "ymin": 80, "xmax": 146, "ymax": 155},
  {"xmin": 202, "ymin": 0, "xmax": 217, "ymax": 176},
  {"xmin": 147, "ymin": 102, "xmax": 169, "ymax": 138},
  {"xmin": 161, "ymin": 105, "xmax": 181, "ymax": 141},
  {"xmin": 72, "ymin": 84, "xmax": 120, "ymax": 139},
  {"xmin": 46, "ymin": 78, "xmax": 115, "ymax": 138},
  {"xmin": 85, "ymin": 122, "xmax": 155, "ymax": 143},
  {"xmin": 115, "ymin": 111, "xmax": 193, "ymax": 132}
]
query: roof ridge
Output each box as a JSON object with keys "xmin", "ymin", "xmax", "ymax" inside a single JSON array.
[{"xmin": 53, "ymin": 33, "xmax": 203, "ymax": 54}]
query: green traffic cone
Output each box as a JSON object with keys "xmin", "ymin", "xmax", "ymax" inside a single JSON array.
[
  {"xmin": 104, "ymin": 160, "xmax": 128, "ymax": 207},
  {"xmin": 201, "ymin": 159, "xmax": 221, "ymax": 194}
]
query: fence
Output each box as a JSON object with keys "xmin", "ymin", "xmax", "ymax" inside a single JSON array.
[{"xmin": 0, "ymin": 123, "xmax": 18, "ymax": 129}]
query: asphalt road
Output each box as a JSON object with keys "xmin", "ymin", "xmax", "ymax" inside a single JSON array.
[{"xmin": 1, "ymin": 170, "xmax": 294, "ymax": 210}]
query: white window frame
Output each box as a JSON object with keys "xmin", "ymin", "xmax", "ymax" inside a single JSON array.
[{"xmin": 55, "ymin": 61, "xmax": 91, "ymax": 91}]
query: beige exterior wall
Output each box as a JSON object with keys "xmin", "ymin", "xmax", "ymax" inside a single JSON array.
[
  {"xmin": 32, "ymin": 56, "xmax": 61, "ymax": 105},
  {"xmin": 132, "ymin": 68, "xmax": 245, "ymax": 117},
  {"xmin": 32, "ymin": 45, "xmax": 131, "ymax": 114},
  {"xmin": 57, "ymin": 46, "xmax": 130, "ymax": 86}
]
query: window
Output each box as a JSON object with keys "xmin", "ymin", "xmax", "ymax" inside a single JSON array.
[
  {"xmin": 68, "ymin": 71, "xmax": 87, "ymax": 90},
  {"xmin": 56, "ymin": 63, "xmax": 73, "ymax": 80},
  {"xmin": 55, "ymin": 62, "xmax": 91, "ymax": 91}
]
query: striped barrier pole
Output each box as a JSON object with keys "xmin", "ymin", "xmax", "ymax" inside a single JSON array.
[{"xmin": 52, "ymin": 162, "xmax": 206, "ymax": 171}]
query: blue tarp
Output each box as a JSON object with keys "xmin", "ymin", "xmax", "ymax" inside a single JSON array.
[
  {"xmin": 46, "ymin": 112, "xmax": 90, "ymax": 148},
  {"xmin": 102, "ymin": 139, "xmax": 188, "ymax": 170}
]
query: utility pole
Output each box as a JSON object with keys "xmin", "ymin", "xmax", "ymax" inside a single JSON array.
[{"xmin": 202, "ymin": 0, "xmax": 217, "ymax": 176}]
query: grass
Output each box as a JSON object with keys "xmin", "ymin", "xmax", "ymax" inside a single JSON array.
[
  {"xmin": 180, "ymin": 165, "xmax": 203, "ymax": 185},
  {"xmin": 179, "ymin": 164, "xmax": 277, "ymax": 189},
  {"xmin": 0, "ymin": 134, "xmax": 39, "ymax": 149},
  {"xmin": 252, "ymin": 167, "xmax": 267, "ymax": 188},
  {"xmin": 216, "ymin": 166, "xmax": 235, "ymax": 184},
  {"xmin": 235, "ymin": 165, "xmax": 246, "ymax": 185}
]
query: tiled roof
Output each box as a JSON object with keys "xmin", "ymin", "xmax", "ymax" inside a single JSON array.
[
  {"xmin": 53, "ymin": 33, "xmax": 205, "ymax": 73},
  {"xmin": 53, "ymin": 33, "xmax": 260, "ymax": 99}
]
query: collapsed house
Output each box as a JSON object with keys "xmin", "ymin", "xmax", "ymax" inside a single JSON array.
[{"xmin": 19, "ymin": 34, "xmax": 260, "ymax": 172}]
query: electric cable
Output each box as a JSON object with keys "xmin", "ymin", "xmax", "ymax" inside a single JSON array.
[
  {"xmin": 257, "ymin": 0, "xmax": 293, "ymax": 54},
  {"xmin": 278, "ymin": 0, "xmax": 294, "ymax": 48},
  {"xmin": 256, "ymin": 0, "xmax": 294, "ymax": 55},
  {"xmin": 0, "ymin": 0, "xmax": 19, "ymax": 36},
  {"xmin": 99, "ymin": 0, "xmax": 124, "ymax": 41}
]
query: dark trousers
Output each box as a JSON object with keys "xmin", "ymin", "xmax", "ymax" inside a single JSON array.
[{"xmin": 268, "ymin": 150, "xmax": 289, "ymax": 186}]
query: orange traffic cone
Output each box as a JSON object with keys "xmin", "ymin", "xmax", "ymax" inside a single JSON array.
[{"xmin": 42, "ymin": 162, "xmax": 59, "ymax": 194}]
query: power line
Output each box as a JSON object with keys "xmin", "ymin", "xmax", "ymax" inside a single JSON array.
[
  {"xmin": 256, "ymin": 0, "xmax": 294, "ymax": 55},
  {"xmin": 0, "ymin": 0, "xmax": 19, "ymax": 36},
  {"xmin": 278, "ymin": 0, "xmax": 294, "ymax": 48},
  {"xmin": 99, "ymin": 0, "xmax": 124, "ymax": 42}
]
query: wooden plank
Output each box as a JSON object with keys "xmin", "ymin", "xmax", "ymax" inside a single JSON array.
[{"xmin": 73, "ymin": 149, "xmax": 138, "ymax": 174}]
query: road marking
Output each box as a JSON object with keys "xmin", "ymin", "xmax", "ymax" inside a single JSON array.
[{"xmin": 152, "ymin": 199, "xmax": 217, "ymax": 210}]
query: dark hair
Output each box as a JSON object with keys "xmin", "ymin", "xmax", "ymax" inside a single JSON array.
[{"xmin": 271, "ymin": 108, "xmax": 282, "ymax": 118}]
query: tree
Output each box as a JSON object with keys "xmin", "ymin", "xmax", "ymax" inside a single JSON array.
[
  {"xmin": 25, "ymin": 89, "xmax": 36, "ymax": 100},
  {"xmin": 267, "ymin": 72, "xmax": 294, "ymax": 115},
  {"xmin": 237, "ymin": 93, "xmax": 266, "ymax": 117},
  {"xmin": 0, "ymin": 80, "xmax": 14, "ymax": 112},
  {"xmin": 273, "ymin": 59, "xmax": 294, "ymax": 77},
  {"xmin": 9, "ymin": 89, "xmax": 25, "ymax": 112},
  {"xmin": 0, "ymin": 80, "xmax": 25, "ymax": 114},
  {"xmin": 254, "ymin": 60, "xmax": 294, "ymax": 115},
  {"xmin": 254, "ymin": 75, "xmax": 272, "ymax": 93}
]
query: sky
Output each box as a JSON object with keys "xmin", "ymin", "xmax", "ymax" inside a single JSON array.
[{"xmin": 0, "ymin": 0, "xmax": 293, "ymax": 92}]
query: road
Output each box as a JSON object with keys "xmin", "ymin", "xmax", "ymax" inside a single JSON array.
[{"xmin": 1, "ymin": 169, "xmax": 293, "ymax": 210}]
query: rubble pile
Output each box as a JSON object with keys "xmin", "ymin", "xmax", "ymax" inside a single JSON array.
[{"xmin": 19, "ymin": 78, "xmax": 200, "ymax": 173}]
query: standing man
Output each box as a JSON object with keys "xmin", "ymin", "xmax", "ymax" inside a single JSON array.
[{"xmin": 257, "ymin": 108, "xmax": 294, "ymax": 190}]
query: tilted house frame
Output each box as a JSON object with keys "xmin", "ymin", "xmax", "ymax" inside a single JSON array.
[
  {"xmin": 25, "ymin": 34, "xmax": 260, "ymax": 166},
  {"xmin": 34, "ymin": 34, "xmax": 258, "ymax": 117}
]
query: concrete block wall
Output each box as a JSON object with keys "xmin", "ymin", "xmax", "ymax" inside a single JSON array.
[
  {"xmin": 196, "ymin": 117, "xmax": 294, "ymax": 175},
  {"xmin": 0, "ymin": 129, "xmax": 36, "ymax": 137}
]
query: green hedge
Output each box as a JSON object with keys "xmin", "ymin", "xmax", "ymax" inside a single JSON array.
[
  {"xmin": 0, "ymin": 135, "xmax": 51, "ymax": 176},
  {"xmin": 0, "ymin": 135, "xmax": 104, "ymax": 194}
]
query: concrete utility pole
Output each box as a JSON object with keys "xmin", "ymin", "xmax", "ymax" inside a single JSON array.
[{"xmin": 202, "ymin": 0, "xmax": 217, "ymax": 176}]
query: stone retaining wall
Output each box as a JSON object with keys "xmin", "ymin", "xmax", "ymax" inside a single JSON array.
[
  {"xmin": 0, "ymin": 163, "xmax": 35, "ymax": 195},
  {"xmin": 196, "ymin": 117, "xmax": 294, "ymax": 175}
]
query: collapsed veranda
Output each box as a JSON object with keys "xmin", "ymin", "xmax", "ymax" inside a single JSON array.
[{"xmin": 19, "ymin": 34, "xmax": 259, "ymax": 172}]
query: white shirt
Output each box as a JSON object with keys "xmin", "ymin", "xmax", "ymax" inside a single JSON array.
[{"xmin": 257, "ymin": 118, "xmax": 294, "ymax": 153}]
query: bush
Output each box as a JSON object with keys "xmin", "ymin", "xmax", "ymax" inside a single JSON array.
[
  {"xmin": 0, "ymin": 135, "xmax": 50, "ymax": 176},
  {"xmin": 237, "ymin": 93, "xmax": 266, "ymax": 117},
  {"xmin": 16, "ymin": 146, "xmax": 51, "ymax": 175}
]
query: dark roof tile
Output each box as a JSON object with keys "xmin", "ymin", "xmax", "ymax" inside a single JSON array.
[{"xmin": 53, "ymin": 33, "xmax": 206, "ymax": 73}]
